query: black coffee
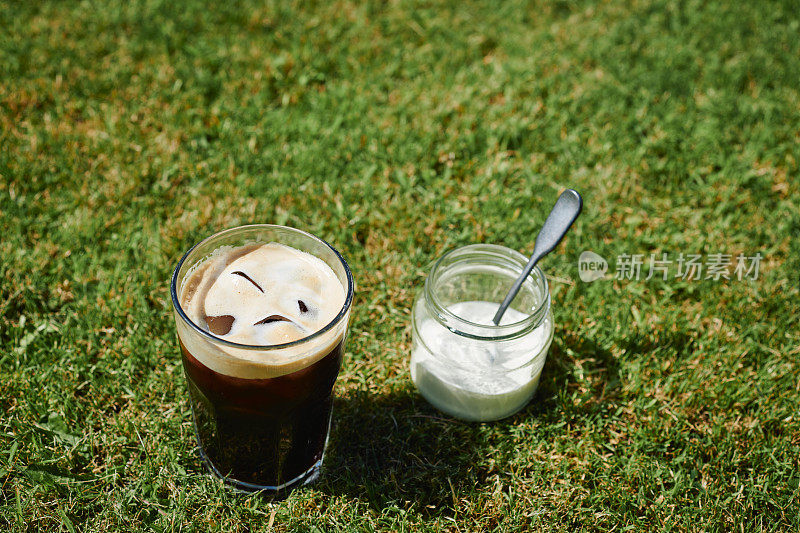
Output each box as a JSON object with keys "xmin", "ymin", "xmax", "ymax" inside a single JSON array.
[
  {"xmin": 180, "ymin": 338, "xmax": 343, "ymax": 489},
  {"xmin": 173, "ymin": 238, "xmax": 351, "ymax": 492}
]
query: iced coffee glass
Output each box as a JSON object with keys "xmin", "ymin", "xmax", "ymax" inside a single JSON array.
[{"xmin": 170, "ymin": 225, "xmax": 354, "ymax": 492}]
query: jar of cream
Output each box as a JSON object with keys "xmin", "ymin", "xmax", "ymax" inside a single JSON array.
[{"xmin": 410, "ymin": 244, "xmax": 554, "ymax": 421}]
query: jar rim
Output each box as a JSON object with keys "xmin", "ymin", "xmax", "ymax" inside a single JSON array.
[{"xmin": 424, "ymin": 244, "xmax": 551, "ymax": 341}]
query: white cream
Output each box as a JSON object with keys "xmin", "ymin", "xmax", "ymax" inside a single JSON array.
[
  {"xmin": 411, "ymin": 301, "xmax": 553, "ymax": 421},
  {"xmin": 177, "ymin": 242, "xmax": 348, "ymax": 379}
]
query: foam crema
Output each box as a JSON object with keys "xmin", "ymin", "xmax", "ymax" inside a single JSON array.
[{"xmin": 176, "ymin": 242, "xmax": 348, "ymax": 379}]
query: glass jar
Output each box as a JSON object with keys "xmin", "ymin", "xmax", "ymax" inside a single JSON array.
[{"xmin": 410, "ymin": 244, "xmax": 554, "ymax": 421}]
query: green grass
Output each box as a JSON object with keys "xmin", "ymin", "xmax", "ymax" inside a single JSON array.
[{"xmin": 2, "ymin": 0, "xmax": 799, "ymax": 530}]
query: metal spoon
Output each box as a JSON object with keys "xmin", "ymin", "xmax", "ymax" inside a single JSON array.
[{"xmin": 492, "ymin": 189, "xmax": 583, "ymax": 325}]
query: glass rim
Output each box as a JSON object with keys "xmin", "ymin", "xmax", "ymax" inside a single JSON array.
[
  {"xmin": 424, "ymin": 243, "xmax": 550, "ymax": 341},
  {"xmin": 170, "ymin": 224, "xmax": 354, "ymax": 351}
]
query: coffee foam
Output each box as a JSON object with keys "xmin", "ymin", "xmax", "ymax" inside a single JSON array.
[{"xmin": 177, "ymin": 242, "xmax": 348, "ymax": 379}]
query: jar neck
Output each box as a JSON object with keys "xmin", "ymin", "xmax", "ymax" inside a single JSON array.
[{"xmin": 423, "ymin": 244, "xmax": 551, "ymax": 341}]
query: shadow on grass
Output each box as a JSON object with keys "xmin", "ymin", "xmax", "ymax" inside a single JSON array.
[
  {"xmin": 319, "ymin": 389, "xmax": 488, "ymax": 514},
  {"xmin": 541, "ymin": 332, "xmax": 622, "ymax": 404},
  {"xmin": 318, "ymin": 333, "xmax": 620, "ymax": 514}
]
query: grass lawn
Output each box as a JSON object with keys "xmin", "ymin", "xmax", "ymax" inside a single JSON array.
[{"xmin": 2, "ymin": 0, "xmax": 799, "ymax": 530}]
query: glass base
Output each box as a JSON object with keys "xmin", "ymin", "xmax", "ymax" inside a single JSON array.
[
  {"xmin": 194, "ymin": 436, "xmax": 324, "ymax": 494},
  {"xmin": 189, "ymin": 403, "xmax": 328, "ymax": 495}
]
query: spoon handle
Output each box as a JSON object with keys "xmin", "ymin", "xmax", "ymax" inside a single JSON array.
[{"xmin": 492, "ymin": 189, "xmax": 583, "ymax": 325}]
